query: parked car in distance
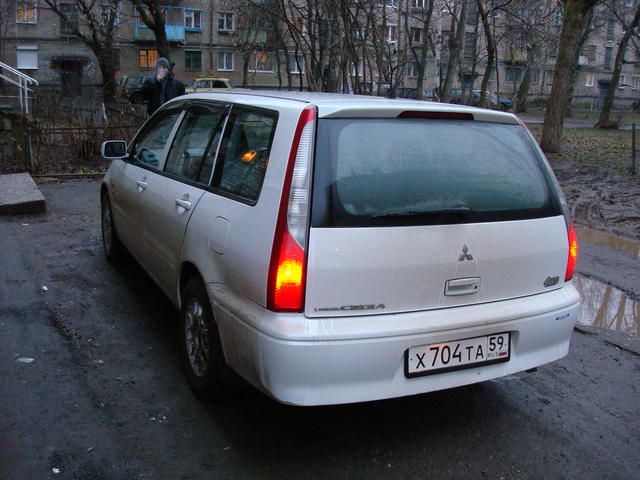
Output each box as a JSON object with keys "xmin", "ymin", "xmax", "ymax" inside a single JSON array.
[
  {"xmin": 396, "ymin": 86, "xmax": 439, "ymax": 101},
  {"xmin": 474, "ymin": 90, "xmax": 514, "ymax": 110},
  {"xmin": 449, "ymin": 89, "xmax": 513, "ymax": 110},
  {"xmin": 185, "ymin": 77, "xmax": 233, "ymax": 93},
  {"xmin": 100, "ymin": 91, "xmax": 580, "ymax": 406},
  {"xmin": 122, "ymin": 74, "xmax": 154, "ymax": 104}
]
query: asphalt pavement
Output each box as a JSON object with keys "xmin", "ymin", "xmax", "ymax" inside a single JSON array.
[{"xmin": 1, "ymin": 180, "xmax": 638, "ymax": 479}]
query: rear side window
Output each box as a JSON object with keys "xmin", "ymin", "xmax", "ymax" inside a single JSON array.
[
  {"xmin": 164, "ymin": 105, "xmax": 227, "ymax": 184},
  {"xmin": 211, "ymin": 106, "xmax": 277, "ymax": 203},
  {"xmin": 312, "ymin": 119, "xmax": 561, "ymax": 227}
]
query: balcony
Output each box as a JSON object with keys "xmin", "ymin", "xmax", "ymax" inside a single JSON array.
[
  {"xmin": 134, "ymin": 5, "xmax": 197, "ymax": 43},
  {"xmin": 503, "ymin": 49, "xmax": 526, "ymax": 64}
]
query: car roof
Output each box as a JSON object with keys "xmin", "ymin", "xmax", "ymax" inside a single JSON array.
[
  {"xmin": 194, "ymin": 77, "xmax": 230, "ymax": 81},
  {"xmin": 174, "ymin": 91, "xmax": 519, "ymax": 124}
]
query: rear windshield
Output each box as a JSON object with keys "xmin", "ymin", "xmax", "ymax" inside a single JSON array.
[{"xmin": 311, "ymin": 118, "xmax": 561, "ymax": 227}]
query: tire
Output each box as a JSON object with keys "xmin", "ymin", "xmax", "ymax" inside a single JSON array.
[
  {"xmin": 179, "ymin": 276, "xmax": 239, "ymax": 401},
  {"xmin": 101, "ymin": 191, "xmax": 125, "ymax": 263}
]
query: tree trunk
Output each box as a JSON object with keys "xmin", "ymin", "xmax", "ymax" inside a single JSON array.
[
  {"xmin": 441, "ymin": 0, "xmax": 467, "ymax": 102},
  {"xmin": 477, "ymin": 0, "xmax": 494, "ymax": 108},
  {"xmin": 242, "ymin": 53, "xmax": 250, "ymax": 88},
  {"xmin": 515, "ymin": 61, "xmax": 532, "ymax": 113},
  {"xmin": 540, "ymin": 0, "xmax": 598, "ymax": 153},
  {"xmin": 596, "ymin": 6, "xmax": 640, "ymax": 128},
  {"xmin": 98, "ymin": 57, "xmax": 117, "ymax": 104}
]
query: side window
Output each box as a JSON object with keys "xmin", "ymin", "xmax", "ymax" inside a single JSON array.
[
  {"xmin": 131, "ymin": 111, "xmax": 181, "ymax": 169},
  {"xmin": 212, "ymin": 106, "xmax": 278, "ymax": 203},
  {"xmin": 164, "ymin": 105, "xmax": 227, "ymax": 184}
]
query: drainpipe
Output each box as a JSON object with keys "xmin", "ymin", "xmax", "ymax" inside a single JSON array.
[{"xmin": 209, "ymin": 5, "xmax": 214, "ymax": 73}]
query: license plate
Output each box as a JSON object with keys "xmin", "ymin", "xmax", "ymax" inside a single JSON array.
[{"xmin": 405, "ymin": 332, "xmax": 510, "ymax": 378}]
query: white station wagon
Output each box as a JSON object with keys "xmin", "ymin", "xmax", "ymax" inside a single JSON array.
[{"xmin": 100, "ymin": 91, "xmax": 580, "ymax": 406}]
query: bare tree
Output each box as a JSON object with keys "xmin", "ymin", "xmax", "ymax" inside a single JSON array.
[
  {"xmin": 440, "ymin": 0, "xmax": 468, "ymax": 102},
  {"xmin": 596, "ymin": 0, "xmax": 640, "ymax": 128},
  {"xmin": 501, "ymin": 0, "xmax": 561, "ymax": 113},
  {"xmin": 129, "ymin": 0, "xmax": 171, "ymax": 63},
  {"xmin": 42, "ymin": 0, "xmax": 121, "ymax": 103},
  {"xmin": 404, "ymin": 0, "xmax": 436, "ymax": 99},
  {"xmin": 540, "ymin": 0, "xmax": 601, "ymax": 153}
]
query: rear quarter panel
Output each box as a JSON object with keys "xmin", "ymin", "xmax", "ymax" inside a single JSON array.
[{"xmin": 179, "ymin": 102, "xmax": 306, "ymax": 307}]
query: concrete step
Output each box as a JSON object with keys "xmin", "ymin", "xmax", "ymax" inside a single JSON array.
[{"xmin": 0, "ymin": 173, "xmax": 46, "ymax": 215}]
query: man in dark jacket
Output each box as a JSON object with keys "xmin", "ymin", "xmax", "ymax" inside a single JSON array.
[{"xmin": 143, "ymin": 57, "xmax": 185, "ymax": 115}]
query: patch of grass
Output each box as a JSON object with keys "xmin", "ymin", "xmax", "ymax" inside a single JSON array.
[{"xmin": 530, "ymin": 126, "xmax": 635, "ymax": 174}]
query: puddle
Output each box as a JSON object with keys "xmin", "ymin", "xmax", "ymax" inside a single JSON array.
[
  {"xmin": 573, "ymin": 274, "xmax": 640, "ymax": 335},
  {"xmin": 575, "ymin": 227, "xmax": 640, "ymax": 259}
]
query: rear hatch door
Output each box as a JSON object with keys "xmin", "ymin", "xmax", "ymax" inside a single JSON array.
[{"xmin": 305, "ymin": 116, "xmax": 567, "ymax": 318}]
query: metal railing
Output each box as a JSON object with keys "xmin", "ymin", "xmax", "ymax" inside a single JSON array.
[{"xmin": 0, "ymin": 61, "xmax": 39, "ymax": 114}]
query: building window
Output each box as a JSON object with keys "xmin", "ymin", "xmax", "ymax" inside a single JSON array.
[
  {"xmin": 385, "ymin": 24, "xmax": 398, "ymax": 43},
  {"xmin": 139, "ymin": 49, "xmax": 158, "ymax": 69},
  {"xmin": 16, "ymin": 45, "xmax": 38, "ymax": 69},
  {"xmin": 604, "ymin": 46, "xmax": 613, "ymax": 70},
  {"xmin": 464, "ymin": 32, "xmax": 475, "ymax": 60},
  {"xmin": 583, "ymin": 45, "xmax": 596, "ymax": 63},
  {"xmin": 218, "ymin": 12, "xmax": 234, "ymax": 32},
  {"xmin": 411, "ymin": 0, "xmax": 424, "ymax": 8},
  {"xmin": 184, "ymin": 9, "xmax": 202, "ymax": 31},
  {"xmin": 531, "ymin": 69, "xmax": 540, "ymax": 84},
  {"xmin": 585, "ymin": 72, "xmax": 594, "ymax": 87},
  {"xmin": 111, "ymin": 48, "xmax": 120, "ymax": 70},
  {"xmin": 466, "ymin": 1, "xmax": 478, "ymax": 22},
  {"xmin": 16, "ymin": 0, "xmax": 37, "ymax": 24},
  {"xmin": 633, "ymin": 75, "xmax": 640, "ymax": 89},
  {"xmin": 60, "ymin": 3, "xmax": 79, "ymax": 36},
  {"xmin": 185, "ymin": 50, "xmax": 202, "ymax": 71},
  {"xmin": 100, "ymin": 4, "xmax": 120, "ymax": 27},
  {"xmin": 287, "ymin": 53, "xmax": 305, "ymax": 74},
  {"xmin": 618, "ymin": 74, "xmax": 626, "ymax": 88},
  {"xmin": 249, "ymin": 51, "xmax": 274, "ymax": 73},
  {"xmin": 410, "ymin": 27, "xmax": 422, "ymax": 44},
  {"xmin": 506, "ymin": 67, "xmax": 522, "ymax": 83},
  {"xmin": 407, "ymin": 62, "xmax": 418, "ymax": 77},
  {"xmin": 607, "ymin": 17, "xmax": 615, "ymax": 41},
  {"xmin": 217, "ymin": 51, "xmax": 234, "ymax": 71},
  {"xmin": 545, "ymin": 70, "xmax": 554, "ymax": 85}
]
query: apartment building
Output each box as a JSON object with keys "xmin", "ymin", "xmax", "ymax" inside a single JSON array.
[
  {"xmin": 2, "ymin": 0, "xmax": 639, "ymax": 108},
  {"xmin": 2, "ymin": 0, "xmax": 302, "ymax": 96}
]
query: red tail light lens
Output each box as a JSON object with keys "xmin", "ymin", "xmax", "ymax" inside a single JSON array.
[
  {"xmin": 267, "ymin": 106, "xmax": 316, "ymax": 312},
  {"xmin": 270, "ymin": 230, "xmax": 305, "ymax": 311},
  {"xmin": 565, "ymin": 224, "xmax": 578, "ymax": 281}
]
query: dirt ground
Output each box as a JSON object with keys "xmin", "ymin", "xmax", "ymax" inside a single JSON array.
[{"xmin": 552, "ymin": 160, "xmax": 640, "ymax": 241}]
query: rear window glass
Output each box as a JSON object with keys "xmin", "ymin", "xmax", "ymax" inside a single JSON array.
[
  {"xmin": 312, "ymin": 119, "xmax": 561, "ymax": 227},
  {"xmin": 211, "ymin": 106, "xmax": 278, "ymax": 204}
]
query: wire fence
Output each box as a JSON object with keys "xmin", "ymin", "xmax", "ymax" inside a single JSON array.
[{"xmin": 0, "ymin": 94, "xmax": 146, "ymax": 175}]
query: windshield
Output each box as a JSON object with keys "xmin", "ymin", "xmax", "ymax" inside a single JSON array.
[{"xmin": 311, "ymin": 118, "xmax": 561, "ymax": 227}]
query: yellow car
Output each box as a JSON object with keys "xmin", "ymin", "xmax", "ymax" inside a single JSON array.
[{"xmin": 185, "ymin": 77, "xmax": 233, "ymax": 93}]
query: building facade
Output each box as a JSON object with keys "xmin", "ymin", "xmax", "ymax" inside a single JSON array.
[{"xmin": 1, "ymin": 0, "xmax": 639, "ymax": 109}]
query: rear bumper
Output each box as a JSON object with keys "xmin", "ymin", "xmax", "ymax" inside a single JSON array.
[{"xmin": 209, "ymin": 284, "xmax": 580, "ymax": 406}]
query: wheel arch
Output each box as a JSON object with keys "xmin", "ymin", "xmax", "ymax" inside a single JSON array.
[{"xmin": 178, "ymin": 261, "xmax": 205, "ymax": 310}]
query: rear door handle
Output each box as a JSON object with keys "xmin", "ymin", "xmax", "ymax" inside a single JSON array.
[
  {"xmin": 136, "ymin": 180, "xmax": 147, "ymax": 192},
  {"xmin": 445, "ymin": 277, "xmax": 480, "ymax": 296},
  {"xmin": 175, "ymin": 198, "xmax": 192, "ymax": 210}
]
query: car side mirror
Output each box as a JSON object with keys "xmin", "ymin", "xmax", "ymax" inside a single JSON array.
[{"xmin": 101, "ymin": 140, "xmax": 128, "ymax": 160}]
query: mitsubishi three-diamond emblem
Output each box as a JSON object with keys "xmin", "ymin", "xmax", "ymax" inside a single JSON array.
[{"xmin": 458, "ymin": 244, "xmax": 474, "ymax": 262}]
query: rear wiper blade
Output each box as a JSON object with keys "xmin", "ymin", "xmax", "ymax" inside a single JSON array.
[{"xmin": 372, "ymin": 206, "xmax": 472, "ymax": 219}]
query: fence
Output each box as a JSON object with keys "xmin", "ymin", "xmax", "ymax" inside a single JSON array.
[{"xmin": 0, "ymin": 94, "xmax": 145, "ymax": 174}]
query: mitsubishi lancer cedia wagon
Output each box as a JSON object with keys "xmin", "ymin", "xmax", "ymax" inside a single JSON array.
[{"xmin": 100, "ymin": 91, "xmax": 580, "ymax": 406}]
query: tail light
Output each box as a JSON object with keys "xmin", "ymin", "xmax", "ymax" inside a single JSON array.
[
  {"xmin": 267, "ymin": 106, "xmax": 316, "ymax": 312},
  {"xmin": 565, "ymin": 224, "xmax": 578, "ymax": 281}
]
